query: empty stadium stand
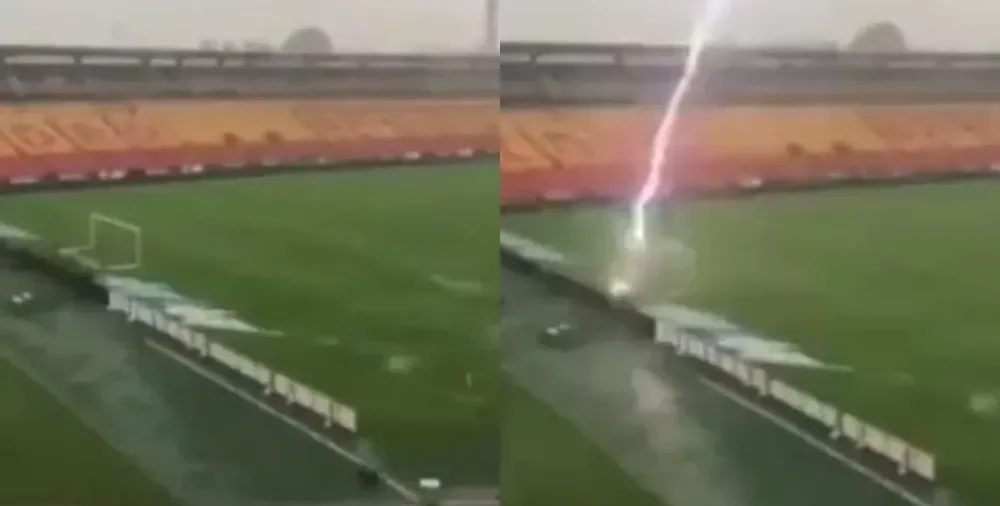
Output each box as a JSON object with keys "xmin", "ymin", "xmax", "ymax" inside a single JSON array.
[
  {"xmin": 0, "ymin": 45, "xmax": 499, "ymax": 191},
  {"xmin": 0, "ymin": 45, "xmax": 496, "ymax": 100},
  {"xmin": 500, "ymin": 104, "xmax": 1000, "ymax": 204},
  {"xmin": 500, "ymin": 43, "xmax": 1000, "ymax": 205},
  {"xmin": 0, "ymin": 99, "xmax": 496, "ymax": 186}
]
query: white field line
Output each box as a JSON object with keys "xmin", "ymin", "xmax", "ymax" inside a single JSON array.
[
  {"xmin": 313, "ymin": 228, "xmax": 488, "ymax": 300},
  {"xmin": 146, "ymin": 340, "xmax": 420, "ymax": 503},
  {"xmin": 698, "ymin": 376, "xmax": 931, "ymax": 506},
  {"xmin": 428, "ymin": 273, "xmax": 486, "ymax": 297}
]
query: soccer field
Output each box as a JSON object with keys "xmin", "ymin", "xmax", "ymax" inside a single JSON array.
[
  {"xmin": 503, "ymin": 181, "xmax": 1000, "ymax": 506},
  {"xmin": 1, "ymin": 161, "xmax": 661, "ymax": 505},
  {"xmin": 0, "ymin": 163, "xmax": 500, "ymax": 486},
  {"xmin": 1, "ymin": 255, "xmax": 411, "ymax": 506}
]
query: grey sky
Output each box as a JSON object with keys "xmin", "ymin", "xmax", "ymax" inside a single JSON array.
[
  {"xmin": 0, "ymin": 0, "xmax": 993, "ymax": 52},
  {"xmin": 502, "ymin": 0, "xmax": 1000, "ymax": 51},
  {"xmin": 0, "ymin": 0, "xmax": 484, "ymax": 52}
]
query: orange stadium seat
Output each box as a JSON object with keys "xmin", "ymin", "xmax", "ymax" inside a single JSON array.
[
  {"xmin": 850, "ymin": 104, "xmax": 1000, "ymax": 175},
  {"xmin": 500, "ymin": 103, "xmax": 1000, "ymax": 203},
  {"xmin": 0, "ymin": 99, "xmax": 497, "ymax": 183},
  {"xmin": 500, "ymin": 109, "xmax": 651, "ymax": 201},
  {"xmin": 699, "ymin": 107, "xmax": 885, "ymax": 155},
  {"xmin": 4, "ymin": 98, "xmax": 1000, "ymax": 202}
]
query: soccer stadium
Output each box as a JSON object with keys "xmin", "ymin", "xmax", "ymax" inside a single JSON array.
[
  {"xmin": 9, "ymin": 9, "xmax": 1000, "ymax": 506},
  {"xmin": 500, "ymin": 29, "xmax": 1000, "ymax": 506},
  {"xmin": 0, "ymin": 38, "xmax": 499, "ymax": 506}
]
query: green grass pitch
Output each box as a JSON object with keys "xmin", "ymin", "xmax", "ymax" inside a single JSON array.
[
  {"xmin": 0, "ymin": 162, "xmax": 662, "ymax": 505},
  {"xmin": 0, "ymin": 163, "xmax": 499, "ymax": 485},
  {"xmin": 503, "ymin": 180, "xmax": 1000, "ymax": 506}
]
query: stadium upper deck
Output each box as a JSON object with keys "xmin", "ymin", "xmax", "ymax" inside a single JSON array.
[
  {"xmin": 11, "ymin": 41, "xmax": 1000, "ymax": 102},
  {"xmin": 0, "ymin": 45, "xmax": 498, "ymax": 192},
  {"xmin": 0, "ymin": 44, "xmax": 497, "ymax": 100},
  {"xmin": 501, "ymin": 42, "xmax": 1000, "ymax": 105},
  {"xmin": 500, "ymin": 42, "xmax": 1000, "ymax": 205}
]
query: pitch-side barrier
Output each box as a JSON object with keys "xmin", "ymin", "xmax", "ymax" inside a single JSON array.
[
  {"xmin": 499, "ymin": 235, "xmax": 937, "ymax": 486},
  {"xmin": 1, "ymin": 141, "xmax": 497, "ymax": 440},
  {"xmin": 107, "ymin": 289, "xmax": 358, "ymax": 432},
  {"xmin": 0, "ymin": 232, "xmax": 357, "ymax": 432},
  {"xmin": 653, "ymin": 320, "xmax": 936, "ymax": 481}
]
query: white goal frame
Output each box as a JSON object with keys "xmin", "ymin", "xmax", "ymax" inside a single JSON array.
[{"xmin": 59, "ymin": 212, "xmax": 142, "ymax": 272}]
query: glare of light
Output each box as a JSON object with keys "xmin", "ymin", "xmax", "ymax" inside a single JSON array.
[
  {"xmin": 608, "ymin": 278, "xmax": 632, "ymax": 298},
  {"xmin": 609, "ymin": 229, "xmax": 647, "ymax": 296}
]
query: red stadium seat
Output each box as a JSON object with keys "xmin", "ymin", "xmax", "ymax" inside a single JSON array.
[
  {"xmin": 0, "ymin": 99, "xmax": 497, "ymax": 184},
  {"xmin": 500, "ymin": 103, "xmax": 1000, "ymax": 203}
]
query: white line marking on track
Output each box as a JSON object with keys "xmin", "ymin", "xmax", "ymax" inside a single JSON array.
[
  {"xmin": 698, "ymin": 376, "xmax": 932, "ymax": 506},
  {"xmin": 429, "ymin": 273, "xmax": 486, "ymax": 296},
  {"xmin": 146, "ymin": 340, "xmax": 420, "ymax": 503}
]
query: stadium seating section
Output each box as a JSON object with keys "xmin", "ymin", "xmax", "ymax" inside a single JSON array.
[
  {"xmin": 5, "ymin": 99, "xmax": 999, "ymax": 204},
  {"xmin": 501, "ymin": 105, "xmax": 1000, "ymax": 203},
  {"xmin": 0, "ymin": 99, "xmax": 496, "ymax": 183}
]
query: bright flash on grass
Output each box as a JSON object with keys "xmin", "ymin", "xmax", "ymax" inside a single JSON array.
[
  {"xmin": 607, "ymin": 230, "xmax": 646, "ymax": 297},
  {"xmin": 609, "ymin": 0, "xmax": 731, "ymax": 293},
  {"xmin": 608, "ymin": 277, "xmax": 632, "ymax": 298}
]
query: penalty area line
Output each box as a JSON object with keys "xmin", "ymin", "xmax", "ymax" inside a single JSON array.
[
  {"xmin": 698, "ymin": 376, "xmax": 931, "ymax": 506},
  {"xmin": 145, "ymin": 340, "xmax": 420, "ymax": 503}
]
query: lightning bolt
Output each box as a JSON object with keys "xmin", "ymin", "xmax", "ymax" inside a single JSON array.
[{"xmin": 609, "ymin": 0, "xmax": 732, "ymax": 296}]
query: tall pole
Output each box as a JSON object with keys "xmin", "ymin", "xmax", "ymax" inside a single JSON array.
[{"xmin": 484, "ymin": 0, "xmax": 498, "ymax": 52}]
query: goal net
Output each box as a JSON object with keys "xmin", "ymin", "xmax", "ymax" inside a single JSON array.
[{"xmin": 59, "ymin": 212, "xmax": 142, "ymax": 272}]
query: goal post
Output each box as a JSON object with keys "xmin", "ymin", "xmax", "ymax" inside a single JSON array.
[{"xmin": 59, "ymin": 212, "xmax": 142, "ymax": 272}]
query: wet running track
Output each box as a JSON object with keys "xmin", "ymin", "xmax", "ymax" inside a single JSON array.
[
  {"xmin": 501, "ymin": 264, "xmax": 928, "ymax": 506},
  {"xmin": 0, "ymin": 258, "xmax": 398, "ymax": 506}
]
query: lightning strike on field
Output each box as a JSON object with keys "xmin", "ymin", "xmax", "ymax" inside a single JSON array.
[{"xmin": 608, "ymin": 0, "xmax": 732, "ymax": 297}]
